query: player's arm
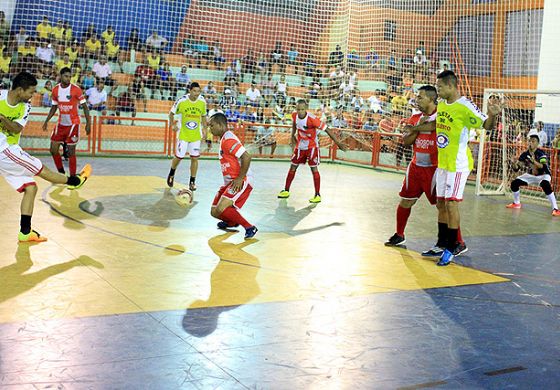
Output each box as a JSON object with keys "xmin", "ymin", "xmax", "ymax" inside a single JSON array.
[
  {"xmin": 526, "ymin": 153, "xmax": 546, "ymax": 169},
  {"xmin": 402, "ymin": 127, "xmax": 420, "ymax": 146},
  {"xmin": 42, "ymin": 104, "xmax": 59, "ymax": 132},
  {"xmin": 483, "ymin": 99, "xmax": 502, "ymax": 130},
  {"xmin": 231, "ymin": 151, "xmax": 252, "ymax": 192},
  {"xmin": 0, "ymin": 114, "xmax": 24, "ymax": 134},
  {"xmin": 169, "ymin": 112, "xmax": 177, "ymax": 131},
  {"xmin": 324, "ymin": 127, "xmax": 347, "ymax": 151},
  {"xmin": 290, "ymin": 120, "xmax": 297, "ymax": 147},
  {"xmin": 81, "ymin": 102, "xmax": 92, "ymax": 135}
]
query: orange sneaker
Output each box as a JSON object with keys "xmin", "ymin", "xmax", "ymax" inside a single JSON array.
[
  {"xmin": 18, "ymin": 229, "xmax": 48, "ymax": 243},
  {"xmin": 68, "ymin": 163, "xmax": 92, "ymax": 190},
  {"xmin": 552, "ymin": 209, "xmax": 560, "ymax": 217},
  {"xmin": 506, "ymin": 203, "xmax": 521, "ymax": 209}
]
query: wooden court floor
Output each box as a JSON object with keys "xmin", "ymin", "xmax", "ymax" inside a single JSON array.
[{"xmin": 0, "ymin": 157, "xmax": 558, "ymax": 389}]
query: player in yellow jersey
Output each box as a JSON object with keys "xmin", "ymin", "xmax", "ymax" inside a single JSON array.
[
  {"xmin": 0, "ymin": 72, "xmax": 92, "ymax": 243},
  {"xmin": 167, "ymin": 82, "xmax": 207, "ymax": 191},
  {"xmin": 434, "ymin": 70, "xmax": 501, "ymax": 265}
]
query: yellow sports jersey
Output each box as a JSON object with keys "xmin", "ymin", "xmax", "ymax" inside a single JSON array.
[
  {"xmin": 147, "ymin": 54, "xmax": 160, "ymax": 69},
  {"xmin": 171, "ymin": 94, "xmax": 207, "ymax": 142},
  {"xmin": 106, "ymin": 41, "xmax": 120, "ymax": 57},
  {"xmin": 436, "ymin": 96, "xmax": 487, "ymax": 172},
  {"xmin": 0, "ymin": 56, "xmax": 10, "ymax": 73},
  {"xmin": 65, "ymin": 47, "xmax": 78, "ymax": 63},
  {"xmin": 52, "ymin": 26, "xmax": 65, "ymax": 40},
  {"xmin": 85, "ymin": 39, "xmax": 101, "ymax": 53},
  {"xmin": 36, "ymin": 23, "xmax": 52, "ymax": 39},
  {"xmin": 101, "ymin": 30, "xmax": 115, "ymax": 44},
  {"xmin": 64, "ymin": 27, "xmax": 73, "ymax": 41},
  {"xmin": 18, "ymin": 46, "xmax": 35, "ymax": 56},
  {"xmin": 55, "ymin": 59, "xmax": 72, "ymax": 72},
  {"xmin": 0, "ymin": 90, "xmax": 31, "ymax": 150}
]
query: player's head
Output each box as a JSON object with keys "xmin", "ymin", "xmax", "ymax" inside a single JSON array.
[
  {"xmin": 60, "ymin": 67, "xmax": 72, "ymax": 85},
  {"xmin": 436, "ymin": 70, "xmax": 458, "ymax": 100},
  {"xmin": 528, "ymin": 134, "xmax": 539, "ymax": 150},
  {"xmin": 208, "ymin": 112, "xmax": 228, "ymax": 137},
  {"xmin": 296, "ymin": 99, "xmax": 308, "ymax": 118},
  {"xmin": 11, "ymin": 71, "xmax": 37, "ymax": 102},
  {"xmin": 189, "ymin": 82, "xmax": 201, "ymax": 99},
  {"xmin": 417, "ymin": 85, "xmax": 438, "ymax": 113}
]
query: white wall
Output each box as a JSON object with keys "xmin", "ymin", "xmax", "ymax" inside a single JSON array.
[{"xmin": 1, "ymin": 0, "xmax": 18, "ymax": 25}]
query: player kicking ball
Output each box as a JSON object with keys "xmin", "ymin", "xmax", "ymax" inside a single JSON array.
[
  {"xmin": 207, "ymin": 113, "xmax": 258, "ymax": 239},
  {"xmin": 278, "ymin": 99, "xmax": 346, "ymax": 203},
  {"xmin": 506, "ymin": 134, "xmax": 560, "ymax": 216},
  {"xmin": 0, "ymin": 72, "xmax": 92, "ymax": 243}
]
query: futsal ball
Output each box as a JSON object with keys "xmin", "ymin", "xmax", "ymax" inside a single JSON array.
[{"xmin": 175, "ymin": 188, "xmax": 194, "ymax": 207}]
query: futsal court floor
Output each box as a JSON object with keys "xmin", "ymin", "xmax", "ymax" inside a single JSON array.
[{"xmin": 0, "ymin": 156, "xmax": 558, "ymax": 389}]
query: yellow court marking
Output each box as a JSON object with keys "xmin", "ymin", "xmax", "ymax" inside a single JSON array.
[{"xmin": 0, "ymin": 176, "xmax": 508, "ymax": 323}]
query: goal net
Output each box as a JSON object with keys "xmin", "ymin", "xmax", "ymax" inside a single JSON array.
[{"xmin": 476, "ymin": 89, "xmax": 560, "ymax": 201}]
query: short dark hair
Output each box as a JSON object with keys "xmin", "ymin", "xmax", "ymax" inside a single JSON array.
[
  {"xmin": 12, "ymin": 71, "xmax": 37, "ymax": 90},
  {"xmin": 60, "ymin": 67, "xmax": 72, "ymax": 75},
  {"xmin": 418, "ymin": 85, "xmax": 438, "ymax": 103},
  {"xmin": 190, "ymin": 82, "xmax": 200, "ymax": 90},
  {"xmin": 209, "ymin": 112, "xmax": 228, "ymax": 128},
  {"xmin": 529, "ymin": 134, "xmax": 540, "ymax": 142},
  {"xmin": 296, "ymin": 99, "xmax": 308, "ymax": 107},
  {"xmin": 437, "ymin": 70, "xmax": 458, "ymax": 86}
]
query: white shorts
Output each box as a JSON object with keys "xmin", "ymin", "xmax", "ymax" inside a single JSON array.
[
  {"xmin": 516, "ymin": 173, "xmax": 552, "ymax": 186},
  {"xmin": 436, "ymin": 168, "xmax": 470, "ymax": 202},
  {"xmin": 0, "ymin": 145, "xmax": 43, "ymax": 192},
  {"xmin": 175, "ymin": 139, "xmax": 201, "ymax": 159}
]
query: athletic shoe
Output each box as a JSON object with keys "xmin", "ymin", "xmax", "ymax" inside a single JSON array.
[
  {"xmin": 453, "ymin": 242, "xmax": 469, "ymax": 256},
  {"xmin": 244, "ymin": 226, "xmax": 258, "ymax": 239},
  {"xmin": 552, "ymin": 209, "xmax": 560, "ymax": 217},
  {"xmin": 506, "ymin": 202, "xmax": 521, "ymax": 209},
  {"xmin": 67, "ymin": 164, "xmax": 92, "ymax": 190},
  {"xmin": 422, "ymin": 245, "xmax": 444, "ymax": 257},
  {"xmin": 217, "ymin": 221, "xmax": 239, "ymax": 230},
  {"xmin": 167, "ymin": 174, "xmax": 174, "ymax": 188},
  {"xmin": 437, "ymin": 249, "xmax": 454, "ymax": 266},
  {"xmin": 384, "ymin": 233, "xmax": 406, "ymax": 247},
  {"xmin": 278, "ymin": 190, "xmax": 290, "ymax": 199},
  {"xmin": 309, "ymin": 195, "xmax": 322, "ymax": 203},
  {"xmin": 189, "ymin": 182, "xmax": 197, "ymax": 191},
  {"xmin": 18, "ymin": 229, "xmax": 47, "ymax": 243}
]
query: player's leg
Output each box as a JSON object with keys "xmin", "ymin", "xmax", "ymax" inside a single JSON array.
[
  {"xmin": 309, "ymin": 148, "xmax": 321, "ymax": 203},
  {"xmin": 388, "ymin": 164, "xmax": 422, "ymax": 246},
  {"xmin": 168, "ymin": 140, "xmax": 187, "ymax": 187},
  {"xmin": 270, "ymin": 141, "xmax": 277, "ymax": 157},
  {"xmin": 188, "ymin": 141, "xmax": 201, "ymax": 191},
  {"xmin": 49, "ymin": 140, "xmax": 65, "ymax": 174},
  {"xmin": 385, "ymin": 198, "xmax": 416, "ymax": 247},
  {"xmin": 506, "ymin": 177, "xmax": 528, "ymax": 208},
  {"xmin": 278, "ymin": 149, "xmax": 300, "ymax": 198},
  {"xmin": 211, "ymin": 182, "xmax": 257, "ymax": 239},
  {"xmin": 65, "ymin": 124, "xmax": 81, "ymax": 177},
  {"xmin": 18, "ymin": 182, "xmax": 48, "ymax": 242},
  {"xmin": 539, "ymin": 179, "xmax": 559, "ymax": 215}
]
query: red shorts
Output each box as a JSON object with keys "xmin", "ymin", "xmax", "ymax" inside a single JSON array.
[
  {"xmin": 399, "ymin": 163, "xmax": 437, "ymax": 205},
  {"xmin": 291, "ymin": 147, "xmax": 320, "ymax": 167},
  {"xmin": 212, "ymin": 180, "xmax": 253, "ymax": 209},
  {"xmin": 51, "ymin": 123, "xmax": 80, "ymax": 144}
]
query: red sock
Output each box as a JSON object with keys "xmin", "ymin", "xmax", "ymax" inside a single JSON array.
[
  {"xmin": 285, "ymin": 170, "xmax": 296, "ymax": 191},
  {"xmin": 396, "ymin": 205, "xmax": 411, "ymax": 237},
  {"xmin": 220, "ymin": 207, "xmax": 252, "ymax": 229},
  {"xmin": 312, "ymin": 170, "xmax": 320, "ymax": 195},
  {"xmin": 457, "ymin": 226, "xmax": 464, "ymax": 245},
  {"xmin": 69, "ymin": 155, "xmax": 77, "ymax": 176},
  {"xmin": 52, "ymin": 154, "xmax": 64, "ymax": 172}
]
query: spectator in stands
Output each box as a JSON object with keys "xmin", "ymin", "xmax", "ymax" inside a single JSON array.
[
  {"xmin": 202, "ymin": 81, "xmax": 217, "ymax": 100},
  {"xmin": 85, "ymin": 34, "xmax": 101, "ymax": 60},
  {"xmin": 256, "ymin": 106, "xmax": 265, "ymax": 123},
  {"xmin": 92, "ymin": 55, "xmax": 114, "ymax": 90},
  {"xmin": 287, "ymin": 45, "xmax": 299, "ymax": 74},
  {"xmin": 131, "ymin": 74, "xmax": 147, "ymax": 112},
  {"xmin": 261, "ymin": 74, "xmax": 275, "ymax": 107},
  {"xmin": 365, "ymin": 48, "xmax": 379, "ymax": 73},
  {"xmin": 52, "ymin": 20, "xmax": 65, "ymax": 48},
  {"xmin": 391, "ymin": 91, "xmax": 408, "ymax": 115},
  {"xmin": 386, "ymin": 69, "xmax": 401, "ymax": 91},
  {"xmin": 242, "ymin": 49, "xmax": 256, "ymax": 83},
  {"xmin": 338, "ymin": 75, "xmax": 353, "ymax": 105},
  {"xmin": 256, "ymin": 118, "xmax": 277, "ymax": 157},
  {"xmin": 64, "ymin": 40, "xmax": 80, "ymax": 64},
  {"xmin": 135, "ymin": 58, "xmax": 156, "ymax": 89},
  {"xmin": 256, "ymin": 53, "xmax": 268, "ymax": 79},
  {"xmin": 350, "ymin": 90, "xmax": 364, "ymax": 112},
  {"xmin": 127, "ymin": 28, "xmax": 141, "ymax": 51},
  {"xmin": 219, "ymin": 88, "xmax": 236, "ymax": 109},
  {"xmin": 156, "ymin": 62, "xmax": 175, "ymax": 100},
  {"xmin": 105, "ymin": 38, "xmax": 121, "ymax": 65},
  {"xmin": 146, "ymin": 31, "xmax": 168, "ymax": 53},
  {"xmin": 534, "ymin": 121, "xmax": 548, "ymax": 147},
  {"xmin": 368, "ymin": 90, "xmax": 383, "ymax": 113},
  {"xmin": 36, "ymin": 40, "xmax": 56, "ymax": 65},
  {"xmin": 348, "ymin": 110, "xmax": 363, "ymax": 130},
  {"xmin": 402, "ymin": 72, "xmax": 414, "ymax": 93},
  {"xmin": 362, "ymin": 111, "xmax": 378, "ymax": 131},
  {"xmin": 306, "ymin": 76, "xmax": 322, "ymax": 99},
  {"xmin": 332, "ymin": 107, "xmax": 348, "ymax": 128},
  {"xmin": 240, "ymin": 104, "xmax": 257, "ymax": 122},
  {"xmin": 36, "ymin": 16, "xmax": 52, "ymax": 41},
  {"xmin": 147, "ymin": 49, "xmax": 160, "ymax": 70},
  {"xmin": 270, "ymin": 41, "xmax": 285, "ymax": 73},
  {"xmin": 0, "ymin": 11, "xmax": 9, "ymax": 46},
  {"xmin": 348, "ymin": 70, "xmax": 357, "ymax": 90},
  {"xmin": 40, "ymin": 80, "xmax": 53, "ymax": 107},
  {"xmin": 552, "ymin": 130, "xmax": 560, "ymax": 151},
  {"xmin": 275, "ymin": 74, "xmax": 288, "ymax": 105},
  {"xmin": 401, "ymin": 49, "xmax": 413, "ymax": 74},
  {"xmin": 115, "ymin": 86, "xmax": 136, "ymax": 125},
  {"xmin": 70, "ymin": 66, "xmax": 81, "ymax": 85},
  {"xmin": 347, "ymin": 49, "xmax": 359, "ymax": 72},
  {"xmin": 63, "ymin": 21, "xmax": 73, "ymax": 44},
  {"xmin": 55, "ymin": 53, "xmax": 72, "ymax": 73},
  {"xmin": 413, "ymin": 49, "xmax": 428, "ymax": 80},
  {"xmin": 272, "ymin": 100, "xmax": 285, "ymax": 122},
  {"xmin": 211, "ymin": 40, "xmax": 225, "ymax": 69},
  {"xmin": 86, "ymin": 79, "xmax": 107, "ymax": 114},
  {"xmin": 182, "ymin": 34, "xmax": 197, "ymax": 67},
  {"xmin": 328, "ymin": 66, "xmax": 343, "ymax": 96},
  {"xmin": 82, "ymin": 23, "xmax": 97, "ymax": 44},
  {"xmin": 193, "ymin": 37, "xmax": 210, "ymax": 67},
  {"xmin": 18, "ymin": 39, "xmax": 36, "ymax": 72},
  {"xmin": 387, "ymin": 49, "xmax": 397, "ymax": 72},
  {"xmin": 303, "ymin": 54, "xmax": 317, "ymax": 77},
  {"xmin": 81, "ymin": 68, "xmax": 96, "ymax": 91},
  {"xmin": 329, "ymin": 44, "xmax": 343, "ymax": 68},
  {"xmin": 0, "ymin": 48, "xmax": 11, "ymax": 79},
  {"xmin": 101, "ymin": 25, "xmax": 115, "ymax": 44},
  {"xmin": 245, "ymin": 82, "xmax": 261, "ymax": 107},
  {"xmin": 225, "ymin": 102, "xmax": 241, "ymax": 122},
  {"xmin": 15, "ymin": 26, "xmax": 29, "ymax": 48},
  {"xmin": 175, "ymin": 65, "xmax": 191, "ymax": 91}
]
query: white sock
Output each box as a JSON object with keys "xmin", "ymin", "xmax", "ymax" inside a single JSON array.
[
  {"xmin": 547, "ymin": 193, "xmax": 558, "ymax": 210},
  {"xmin": 513, "ymin": 191, "xmax": 521, "ymax": 204}
]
